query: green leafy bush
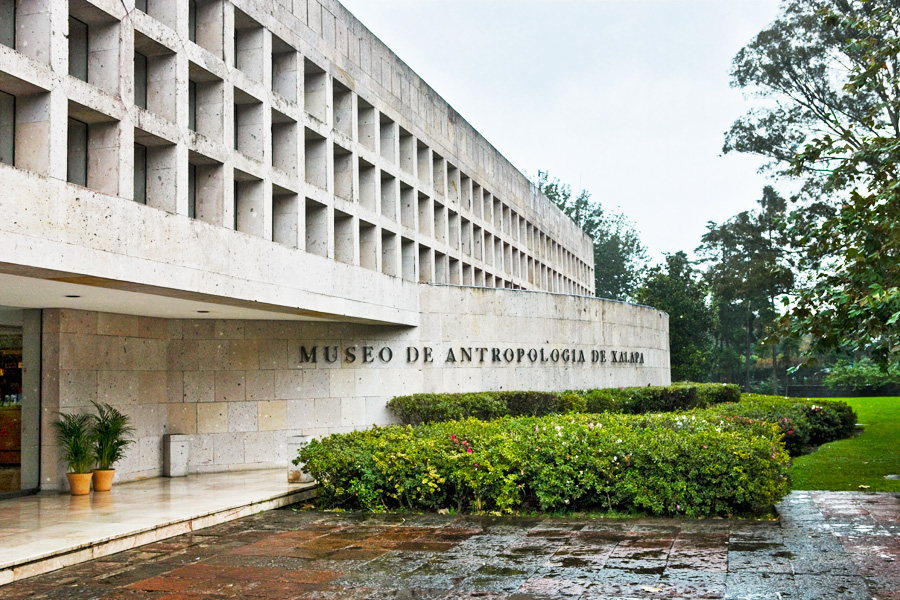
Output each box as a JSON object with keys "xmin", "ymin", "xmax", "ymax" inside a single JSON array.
[
  {"xmin": 706, "ymin": 395, "xmax": 857, "ymax": 456},
  {"xmin": 296, "ymin": 411, "xmax": 789, "ymax": 517},
  {"xmin": 824, "ymin": 358, "xmax": 900, "ymax": 391},
  {"xmin": 387, "ymin": 391, "xmax": 563, "ymax": 425},
  {"xmin": 387, "ymin": 383, "xmax": 741, "ymax": 425}
]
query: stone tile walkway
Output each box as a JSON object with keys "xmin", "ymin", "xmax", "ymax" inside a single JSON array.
[{"xmin": 1, "ymin": 491, "xmax": 897, "ymax": 599}]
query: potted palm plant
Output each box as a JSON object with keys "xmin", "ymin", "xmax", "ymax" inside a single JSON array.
[
  {"xmin": 53, "ymin": 413, "xmax": 94, "ymax": 495},
  {"xmin": 91, "ymin": 401, "xmax": 135, "ymax": 492}
]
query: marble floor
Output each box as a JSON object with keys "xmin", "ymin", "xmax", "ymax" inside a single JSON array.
[{"xmin": 0, "ymin": 469, "xmax": 316, "ymax": 585}]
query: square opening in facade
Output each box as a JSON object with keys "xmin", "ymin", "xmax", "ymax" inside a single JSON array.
[
  {"xmin": 379, "ymin": 113, "xmax": 396, "ymax": 163},
  {"xmin": 472, "ymin": 183, "xmax": 483, "ymax": 219},
  {"xmin": 460, "ymin": 218, "xmax": 472, "ymax": 256},
  {"xmin": 66, "ymin": 103, "xmax": 119, "ymax": 195},
  {"xmin": 133, "ymin": 31, "xmax": 177, "ymax": 122},
  {"xmin": 358, "ymin": 157, "xmax": 376, "ymax": 211},
  {"xmin": 188, "ymin": 63, "xmax": 223, "ymax": 142},
  {"xmin": 333, "ymin": 143, "xmax": 353, "ymax": 201},
  {"xmin": 67, "ymin": 5, "xmax": 119, "ymax": 95},
  {"xmin": 332, "ymin": 79, "xmax": 352, "ymax": 138},
  {"xmin": 233, "ymin": 8, "xmax": 263, "ymax": 82},
  {"xmin": 418, "ymin": 244, "xmax": 432, "ymax": 283},
  {"xmin": 271, "ymin": 108, "xmax": 298, "ymax": 177},
  {"xmin": 432, "ymin": 152, "xmax": 445, "ymax": 196},
  {"xmin": 358, "ymin": 219, "xmax": 377, "ymax": 271},
  {"xmin": 416, "ymin": 140, "xmax": 431, "ymax": 189},
  {"xmin": 400, "ymin": 182, "xmax": 415, "ymax": 230},
  {"xmin": 333, "ymin": 208, "xmax": 355, "ymax": 265},
  {"xmin": 272, "ymin": 185, "xmax": 299, "ymax": 248},
  {"xmin": 357, "ymin": 97, "xmax": 376, "ymax": 153},
  {"xmin": 134, "ymin": 128, "xmax": 177, "ymax": 211},
  {"xmin": 447, "ymin": 163, "xmax": 459, "ymax": 204},
  {"xmin": 234, "ymin": 88, "xmax": 264, "ymax": 161},
  {"xmin": 189, "ymin": 0, "xmax": 224, "ymax": 58},
  {"xmin": 460, "ymin": 174, "xmax": 472, "ymax": 211},
  {"xmin": 304, "ymin": 197, "xmax": 328, "ymax": 257},
  {"xmin": 473, "ymin": 225, "xmax": 483, "ymax": 261},
  {"xmin": 188, "ymin": 151, "xmax": 224, "ymax": 225},
  {"xmin": 448, "ymin": 210, "xmax": 459, "ymax": 250},
  {"xmin": 233, "ymin": 171, "xmax": 264, "ymax": 238},
  {"xmin": 304, "ymin": 127, "xmax": 327, "ymax": 189},
  {"xmin": 398, "ymin": 127, "xmax": 413, "ymax": 175},
  {"xmin": 401, "ymin": 237, "xmax": 416, "ymax": 281},
  {"xmin": 303, "ymin": 58, "xmax": 327, "ymax": 123},
  {"xmin": 135, "ymin": 0, "xmax": 178, "ymax": 31},
  {"xmin": 434, "ymin": 251, "xmax": 448, "ymax": 284},
  {"xmin": 449, "ymin": 257, "xmax": 461, "ymax": 285},
  {"xmin": 380, "ymin": 171, "xmax": 397, "ymax": 222},
  {"xmin": 381, "ymin": 229, "xmax": 399, "ymax": 277},
  {"xmin": 433, "ymin": 201, "xmax": 447, "ymax": 244},
  {"xmin": 417, "ymin": 192, "xmax": 432, "ymax": 237},
  {"xmin": 271, "ymin": 34, "xmax": 298, "ymax": 102}
]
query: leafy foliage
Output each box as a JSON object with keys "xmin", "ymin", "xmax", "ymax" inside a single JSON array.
[
  {"xmin": 387, "ymin": 384, "xmax": 741, "ymax": 425},
  {"xmin": 536, "ymin": 171, "xmax": 647, "ymax": 301},
  {"xmin": 726, "ymin": 0, "xmax": 900, "ymax": 366},
  {"xmin": 697, "ymin": 187, "xmax": 795, "ymax": 391},
  {"xmin": 91, "ymin": 402, "xmax": 135, "ymax": 470},
  {"xmin": 297, "ymin": 411, "xmax": 789, "ymax": 516},
  {"xmin": 634, "ymin": 253, "xmax": 715, "ymax": 381},
  {"xmin": 708, "ymin": 395, "xmax": 856, "ymax": 456},
  {"xmin": 824, "ymin": 358, "xmax": 900, "ymax": 391},
  {"xmin": 53, "ymin": 413, "xmax": 94, "ymax": 474}
]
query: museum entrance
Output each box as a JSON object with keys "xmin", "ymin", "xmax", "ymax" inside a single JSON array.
[{"xmin": 0, "ymin": 307, "xmax": 39, "ymax": 498}]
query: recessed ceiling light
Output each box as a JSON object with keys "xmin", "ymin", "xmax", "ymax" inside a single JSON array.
[{"xmin": 65, "ymin": 295, "xmax": 81, "ymax": 298}]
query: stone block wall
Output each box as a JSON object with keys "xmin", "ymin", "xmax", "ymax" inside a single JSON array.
[{"xmin": 40, "ymin": 286, "xmax": 669, "ymax": 491}]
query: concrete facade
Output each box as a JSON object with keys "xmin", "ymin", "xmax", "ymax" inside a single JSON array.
[{"xmin": 0, "ymin": 0, "xmax": 670, "ymax": 491}]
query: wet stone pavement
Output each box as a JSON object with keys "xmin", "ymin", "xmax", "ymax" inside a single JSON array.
[{"xmin": 1, "ymin": 491, "xmax": 898, "ymax": 600}]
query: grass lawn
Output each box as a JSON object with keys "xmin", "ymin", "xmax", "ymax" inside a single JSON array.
[{"xmin": 789, "ymin": 397, "xmax": 900, "ymax": 492}]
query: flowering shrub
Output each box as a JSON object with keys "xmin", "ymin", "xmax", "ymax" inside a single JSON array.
[
  {"xmin": 706, "ymin": 395, "xmax": 856, "ymax": 456},
  {"xmin": 296, "ymin": 411, "xmax": 789, "ymax": 516},
  {"xmin": 387, "ymin": 384, "xmax": 740, "ymax": 425}
]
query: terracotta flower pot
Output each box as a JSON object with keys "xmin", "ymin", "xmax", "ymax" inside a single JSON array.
[
  {"xmin": 66, "ymin": 472, "xmax": 92, "ymax": 496},
  {"xmin": 92, "ymin": 469, "xmax": 115, "ymax": 492}
]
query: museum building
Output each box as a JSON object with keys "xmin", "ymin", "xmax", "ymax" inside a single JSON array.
[{"xmin": 0, "ymin": 0, "xmax": 670, "ymax": 495}]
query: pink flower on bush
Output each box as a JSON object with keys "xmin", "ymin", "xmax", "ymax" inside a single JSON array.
[{"xmin": 467, "ymin": 448, "xmax": 473, "ymax": 454}]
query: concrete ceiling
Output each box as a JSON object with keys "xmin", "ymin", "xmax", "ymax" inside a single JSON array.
[{"xmin": 0, "ymin": 273, "xmax": 335, "ymax": 322}]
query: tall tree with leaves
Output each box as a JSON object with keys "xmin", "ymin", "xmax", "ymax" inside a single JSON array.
[
  {"xmin": 726, "ymin": 0, "xmax": 900, "ymax": 366},
  {"xmin": 634, "ymin": 252, "xmax": 714, "ymax": 382},
  {"xmin": 697, "ymin": 187, "xmax": 795, "ymax": 392},
  {"xmin": 537, "ymin": 171, "xmax": 647, "ymax": 301}
]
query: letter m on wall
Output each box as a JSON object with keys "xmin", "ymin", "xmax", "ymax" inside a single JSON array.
[{"xmin": 299, "ymin": 346, "xmax": 317, "ymax": 363}]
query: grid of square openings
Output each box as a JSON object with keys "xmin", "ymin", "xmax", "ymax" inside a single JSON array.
[{"xmin": 0, "ymin": 0, "xmax": 594, "ymax": 296}]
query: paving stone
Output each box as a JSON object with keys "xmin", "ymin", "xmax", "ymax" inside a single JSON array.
[{"xmin": 3, "ymin": 491, "xmax": 900, "ymax": 599}]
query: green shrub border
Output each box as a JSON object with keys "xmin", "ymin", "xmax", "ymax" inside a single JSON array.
[
  {"xmin": 297, "ymin": 411, "xmax": 790, "ymax": 517},
  {"xmin": 387, "ymin": 383, "xmax": 741, "ymax": 425}
]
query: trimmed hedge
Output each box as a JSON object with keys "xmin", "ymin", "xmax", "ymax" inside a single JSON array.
[
  {"xmin": 296, "ymin": 411, "xmax": 789, "ymax": 517},
  {"xmin": 706, "ymin": 395, "xmax": 857, "ymax": 456},
  {"xmin": 387, "ymin": 383, "xmax": 741, "ymax": 425}
]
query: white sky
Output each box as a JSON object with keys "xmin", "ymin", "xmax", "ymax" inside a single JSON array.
[{"xmin": 338, "ymin": 0, "xmax": 783, "ymax": 263}]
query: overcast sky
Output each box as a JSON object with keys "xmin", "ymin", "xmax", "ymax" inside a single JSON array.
[{"xmin": 338, "ymin": 0, "xmax": 784, "ymax": 263}]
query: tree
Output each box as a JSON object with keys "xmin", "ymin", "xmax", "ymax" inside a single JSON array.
[
  {"xmin": 537, "ymin": 171, "xmax": 647, "ymax": 301},
  {"xmin": 726, "ymin": 0, "xmax": 900, "ymax": 366},
  {"xmin": 634, "ymin": 252, "xmax": 714, "ymax": 382},
  {"xmin": 697, "ymin": 187, "xmax": 795, "ymax": 393}
]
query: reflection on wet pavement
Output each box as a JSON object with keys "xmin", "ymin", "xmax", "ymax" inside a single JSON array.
[{"xmin": 1, "ymin": 491, "xmax": 898, "ymax": 599}]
